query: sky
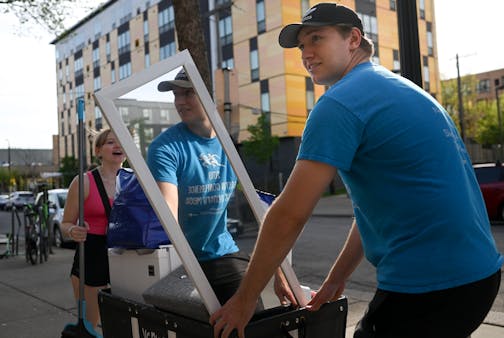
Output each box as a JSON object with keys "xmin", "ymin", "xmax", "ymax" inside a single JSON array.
[{"xmin": 0, "ymin": 0, "xmax": 503, "ymax": 150}]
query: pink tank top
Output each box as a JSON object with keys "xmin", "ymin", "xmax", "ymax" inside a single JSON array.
[{"xmin": 84, "ymin": 171, "xmax": 113, "ymax": 235}]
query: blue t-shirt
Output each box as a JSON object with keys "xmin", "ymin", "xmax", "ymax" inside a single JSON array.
[
  {"xmin": 147, "ymin": 123, "xmax": 238, "ymax": 261},
  {"xmin": 299, "ymin": 62, "xmax": 503, "ymax": 293}
]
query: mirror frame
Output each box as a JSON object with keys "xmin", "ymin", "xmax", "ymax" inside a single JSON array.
[{"xmin": 94, "ymin": 50, "xmax": 306, "ymax": 314}]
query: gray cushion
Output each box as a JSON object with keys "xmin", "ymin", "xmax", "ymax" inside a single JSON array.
[{"xmin": 142, "ymin": 265, "xmax": 209, "ymax": 322}]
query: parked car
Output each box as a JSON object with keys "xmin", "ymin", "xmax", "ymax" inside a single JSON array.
[
  {"xmin": 473, "ymin": 162, "xmax": 504, "ymax": 221},
  {"xmin": 4, "ymin": 191, "xmax": 35, "ymax": 210},
  {"xmin": 34, "ymin": 188, "xmax": 70, "ymax": 248},
  {"xmin": 0, "ymin": 194, "xmax": 9, "ymax": 210}
]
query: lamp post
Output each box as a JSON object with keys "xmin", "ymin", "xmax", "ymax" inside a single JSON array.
[
  {"xmin": 5, "ymin": 139, "xmax": 11, "ymax": 193},
  {"xmin": 495, "ymin": 80, "xmax": 504, "ymax": 160},
  {"xmin": 456, "ymin": 54, "xmax": 466, "ymax": 141},
  {"xmin": 5, "ymin": 139, "xmax": 14, "ymax": 255}
]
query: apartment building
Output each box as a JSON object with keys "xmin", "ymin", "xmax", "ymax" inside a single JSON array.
[
  {"xmin": 472, "ymin": 68, "xmax": 504, "ymax": 102},
  {"xmin": 51, "ymin": 0, "xmax": 440, "ymax": 164}
]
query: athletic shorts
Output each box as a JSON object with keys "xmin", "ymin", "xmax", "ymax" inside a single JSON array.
[
  {"xmin": 354, "ymin": 270, "xmax": 501, "ymax": 338},
  {"xmin": 71, "ymin": 234, "xmax": 110, "ymax": 287}
]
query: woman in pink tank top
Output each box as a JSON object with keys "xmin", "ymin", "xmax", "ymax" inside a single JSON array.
[{"xmin": 61, "ymin": 129, "xmax": 125, "ymax": 329}]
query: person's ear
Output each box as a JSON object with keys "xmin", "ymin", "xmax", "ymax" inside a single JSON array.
[{"xmin": 349, "ymin": 28, "xmax": 362, "ymax": 50}]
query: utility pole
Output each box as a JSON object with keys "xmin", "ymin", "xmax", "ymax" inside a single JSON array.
[
  {"xmin": 495, "ymin": 79, "xmax": 504, "ymax": 160},
  {"xmin": 6, "ymin": 139, "xmax": 14, "ymax": 255},
  {"xmin": 396, "ymin": 0, "xmax": 422, "ymax": 87},
  {"xmin": 5, "ymin": 139, "xmax": 11, "ymax": 193},
  {"xmin": 223, "ymin": 67, "xmax": 232, "ymax": 136},
  {"xmin": 456, "ymin": 54, "xmax": 466, "ymax": 141}
]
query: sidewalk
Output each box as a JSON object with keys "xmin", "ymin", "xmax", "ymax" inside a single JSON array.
[{"xmin": 0, "ymin": 194, "xmax": 503, "ymax": 337}]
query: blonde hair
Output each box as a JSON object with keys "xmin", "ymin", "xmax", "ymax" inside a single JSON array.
[{"xmin": 94, "ymin": 129, "xmax": 113, "ymax": 160}]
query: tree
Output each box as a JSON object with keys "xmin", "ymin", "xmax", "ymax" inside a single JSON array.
[
  {"xmin": 59, "ymin": 156, "xmax": 78, "ymax": 187},
  {"xmin": 242, "ymin": 114, "xmax": 279, "ymax": 190},
  {"xmin": 441, "ymin": 75, "xmax": 502, "ymax": 147},
  {"xmin": 0, "ymin": 0, "xmax": 85, "ymax": 34},
  {"xmin": 474, "ymin": 100, "xmax": 500, "ymax": 146},
  {"xmin": 173, "ymin": 0, "xmax": 212, "ymax": 93}
]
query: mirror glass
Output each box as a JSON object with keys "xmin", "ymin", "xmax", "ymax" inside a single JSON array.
[{"xmin": 100, "ymin": 62, "xmax": 287, "ymax": 311}]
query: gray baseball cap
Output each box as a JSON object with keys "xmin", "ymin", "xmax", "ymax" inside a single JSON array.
[{"xmin": 157, "ymin": 69, "xmax": 192, "ymax": 92}]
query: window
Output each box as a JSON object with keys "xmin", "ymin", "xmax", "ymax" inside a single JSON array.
[
  {"xmin": 301, "ymin": 0, "xmax": 310, "ymax": 14},
  {"xmin": 250, "ymin": 38, "xmax": 259, "ymax": 81},
  {"xmin": 260, "ymin": 79, "xmax": 271, "ymax": 135},
  {"xmin": 111, "ymin": 62, "xmax": 116, "ymax": 84},
  {"xmin": 306, "ymin": 77, "xmax": 314, "ymax": 115},
  {"xmin": 74, "ymin": 56, "xmax": 83, "ymax": 78},
  {"xmin": 393, "ymin": 49, "xmax": 400, "ymax": 72},
  {"xmin": 120, "ymin": 13, "xmax": 132, "ymax": 25},
  {"xmin": 118, "ymin": 30, "xmax": 131, "ymax": 55},
  {"xmin": 222, "ymin": 57, "xmax": 234, "ymax": 69},
  {"xmin": 94, "ymin": 76, "xmax": 101, "ymax": 91},
  {"xmin": 358, "ymin": 13, "xmax": 378, "ymax": 44},
  {"xmin": 145, "ymin": 53, "xmax": 150, "ymax": 68},
  {"xmin": 158, "ymin": 6, "xmax": 175, "ymax": 34},
  {"xmin": 144, "ymin": 18, "xmax": 149, "ymax": 42},
  {"xmin": 256, "ymin": 0, "xmax": 265, "ymax": 33},
  {"xmin": 426, "ymin": 22, "xmax": 433, "ymax": 56},
  {"xmin": 160, "ymin": 109, "xmax": 169, "ymax": 122},
  {"xmin": 260, "ymin": 80, "xmax": 270, "ymax": 112},
  {"xmin": 92, "ymin": 46, "xmax": 100, "ymax": 69},
  {"xmin": 75, "ymin": 83, "xmax": 84, "ymax": 99},
  {"xmin": 119, "ymin": 62, "xmax": 132, "ymax": 80},
  {"xmin": 106, "ymin": 40, "xmax": 111, "ymax": 62},
  {"xmin": 95, "ymin": 106, "xmax": 103, "ymax": 130},
  {"xmin": 423, "ymin": 56, "xmax": 430, "ymax": 92},
  {"xmin": 119, "ymin": 107, "xmax": 130, "ymax": 122},
  {"xmin": 160, "ymin": 41, "xmax": 176, "ymax": 60},
  {"xmin": 478, "ymin": 79, "xmax": 491, "ymax": 93},
  {"xmin": 419, "ymin": 0, "xmax": 425, "ymax": 19},
  {"xmin": 390, "ymin": 0, "xmax": 396, "ymax": 11},
  {"xmin": 219, "ymin": 15, "xmax": 233, "ymax": 46},
  {"xmin": 261, "ymin": 94, "xmax": 269, "ymax": 113}
]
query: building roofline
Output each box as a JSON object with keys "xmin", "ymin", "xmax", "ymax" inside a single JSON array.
[{"xmin": 50, "ymin": 0, "xmax": 118, "ymax": 45}]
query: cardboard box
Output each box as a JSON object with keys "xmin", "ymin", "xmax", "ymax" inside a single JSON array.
[{"xmin": 108, "ymin": 245, "xmax": 182, "ymax": 302}]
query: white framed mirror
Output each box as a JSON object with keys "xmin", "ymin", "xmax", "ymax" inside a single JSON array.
[{"xmin": 94, "ymin": 50, "xmax": 307, "ymax": 315}]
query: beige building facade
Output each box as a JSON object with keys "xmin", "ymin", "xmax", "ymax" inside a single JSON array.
[{"xmin": 52, "ymin": 0, "xmax": 440, "ymax": 163}]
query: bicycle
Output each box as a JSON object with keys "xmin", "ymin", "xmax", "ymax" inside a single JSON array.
[{"xmin": 23, "ymin": 190, "xmax": 50, "ymax": 265}]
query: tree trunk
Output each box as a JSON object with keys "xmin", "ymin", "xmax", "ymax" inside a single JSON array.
[{"xmin": 173, "ymin": 0, "xmax": 212, "ymax": 93}]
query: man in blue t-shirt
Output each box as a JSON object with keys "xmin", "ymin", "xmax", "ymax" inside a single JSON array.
[
  {"xmin": 211, "ymin": 3, "xmax": 503, "ymax": 338},
  {"xmin": 147, "ymin": 69, "xmax": 294, "ymax": 307}
]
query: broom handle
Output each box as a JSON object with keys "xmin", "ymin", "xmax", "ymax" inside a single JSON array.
[{"xmin": 77, "ymin": 98, "xmax": 86, "ymax": 321}]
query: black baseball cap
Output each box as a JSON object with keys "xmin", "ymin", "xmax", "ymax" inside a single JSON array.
[
  {"xmin": 278, "ymin": 3, "xmax": 364, "ymax": 48},
  {"xmin": 158, "ymin": 68, "xmax": 192, "ymax": 92}
]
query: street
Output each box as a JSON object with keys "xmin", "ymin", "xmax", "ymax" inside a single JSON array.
[
  {"xmin": 1, "ymin": 200, "xmax": 504, "ymax": 337},
  {"xmin": 1, "ymin": 209, "xmax": 503, "ymax": 298}
]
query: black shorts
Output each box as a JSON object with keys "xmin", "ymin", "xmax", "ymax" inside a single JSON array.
[
  {"xmin": 200, "ymin": 251, "xmax": 264, "ymax": 311},
  {"xmin": 71, "ymin": 234, "xmax": 110, "ymax": 287},
  {"xmin": 354, "ymin": 270, "xmax": 501, "ymax": 338}
]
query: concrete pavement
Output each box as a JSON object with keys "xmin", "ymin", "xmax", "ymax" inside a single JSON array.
[
  {"xmin": 313, "ymin": 194, "xmax": 504, "ymax": 337},
  {"xmin": 0, "ymin": 194, "xmax": 503, "ymax": 337}
]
